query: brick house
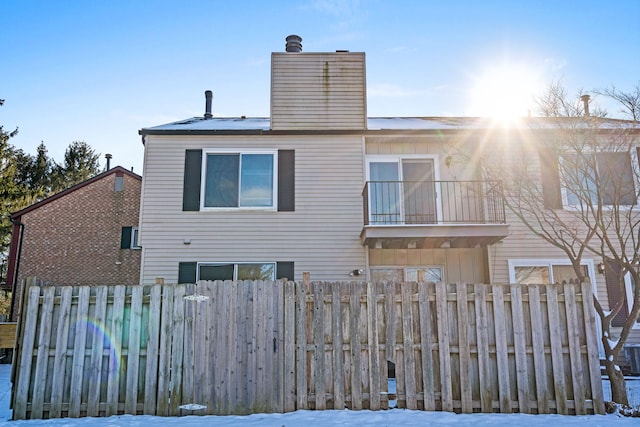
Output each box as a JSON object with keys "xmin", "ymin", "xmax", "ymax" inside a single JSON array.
[{"xmin": 6, "ymin": 166, "xmax": 142, "ymax": 320}]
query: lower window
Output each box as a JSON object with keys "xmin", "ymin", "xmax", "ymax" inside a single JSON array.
[
  {"xmin": 178, "ymin": 261, "xmax": 293, "ymax": 283},
  {"xmin": 508, "ymin": 259, "xmax": 594, "ymax": 285},
  {"xmin": 198, "ymin": 263, "xmax": 276, "ymax": 281},
  {"xmin": 370, "ymin": 266, "xmax": 443, "ymax": 283}
]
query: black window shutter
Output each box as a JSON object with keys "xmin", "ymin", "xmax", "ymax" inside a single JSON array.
[
  {"xmin": 278, "ymin": 150, "xmax": 295, "ymax": 211},
  {"xmin": 597, "ymin": 152, "xmax": 636, "ymax": 205},
  {"xmin": 178, "ymin": 262, "xmax": 198, "ymax": 284},
  {"xmin": 276, "ymin": 262, "xmax": 294, "ymax": 281},
  {"xmin": 605, "ymin": 260, "xmax": 629, "ymax": 327},
  {"xmin": 120, "ymin": 227, "xmax": 132, "ymax": 249},
  {"xmin": 183, "ymin": 150, "xmax": 203, "ymax": 211},
  {"xmin": 539, "ymin": 148, "xmax": 563, "ymax": 209}
]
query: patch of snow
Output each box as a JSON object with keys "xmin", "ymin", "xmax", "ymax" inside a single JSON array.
[{"xmin": 142, "ymin": 116, "xmax": 640, "ymax": 133}]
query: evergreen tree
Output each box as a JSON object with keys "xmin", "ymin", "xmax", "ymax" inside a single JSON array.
[
  {"xmin": 0, "ymin": 99, "xmax": 24, "ymax": 275},
  {"xmin": 51, "ymin": 141, "xmax": 101, "ymax": 192},
  {"xmin": 29, "ymin": 143, "xmax": 54, "ymax": 197}
]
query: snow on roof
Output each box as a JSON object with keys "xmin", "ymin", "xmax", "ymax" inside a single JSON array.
[
  {"xmin": 141, "ymin": 116, "xmax": 640, "ymax": 133},
  {"xmin": 144, "ymin": 117, "xmax": 271, "ymax": 131}
]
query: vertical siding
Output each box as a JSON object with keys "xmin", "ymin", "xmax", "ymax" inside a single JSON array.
[
  {"xmin": 368, "ymin": 248, "xmax": 487, "ymax": 283},
  {"xmin": 271, "ymin": 52, "xmax": 366, "ymax": 130},
  {"xmin": 139, "ymin": 135, "xmax": 366, "ymax": 283}
]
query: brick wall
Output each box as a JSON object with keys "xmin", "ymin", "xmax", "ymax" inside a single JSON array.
[{"xmin": 12, "ymin": 171, "xmax": 141, "ymax": 318}]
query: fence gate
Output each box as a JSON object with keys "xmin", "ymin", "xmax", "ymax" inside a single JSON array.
[{"xmin": 11, "ymin": 278, "xmax": 604, "ymax": 419}]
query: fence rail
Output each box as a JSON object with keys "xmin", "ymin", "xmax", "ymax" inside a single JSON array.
[{"xmin": 11, "ymin": 277, "xmax": 603, "ymax": 419}]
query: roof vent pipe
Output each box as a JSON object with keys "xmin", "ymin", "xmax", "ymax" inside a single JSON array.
[
  {"xmin": 581, "ymin": 94, "xmax": 591, "ymax": 117},
  {"xmin": 105, "ymin": 153, "xmax": 112, "ymax": 171},
  {"xmin": 285, "ymin": 35, "xmax": 302, "ymax": 52},
  {"xmin": 204, "ymin": 90, "xmax": 213, "ymax": 119}
]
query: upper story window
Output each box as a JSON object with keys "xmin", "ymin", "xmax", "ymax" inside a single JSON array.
[
  {"xmin": 563, "ymin": 152, "xmax": 636, "ymax": 206},
  {"xmin": 182, "ymin": 149, "xmax": 295, "ymax": 212},
  {"xmin": 203, "ymin": 151, "xmax": 276, "ymax": 209},
  {"xmin": 365, "ymin": 155, "xmax": 441, "ymax": 224},
  {"xmin": 121, "ymin": 226, "xmax": 141, "ymax": 249}
]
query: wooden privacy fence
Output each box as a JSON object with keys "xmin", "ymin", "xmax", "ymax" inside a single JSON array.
[{"xmin": 11, "ymin": 277, "xmax": 604, "ymax": 419}]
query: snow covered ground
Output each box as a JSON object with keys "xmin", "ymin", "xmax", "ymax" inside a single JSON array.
[{"xmin": 0, "ymin": 364, "xmax": 637, "ymax": 426}]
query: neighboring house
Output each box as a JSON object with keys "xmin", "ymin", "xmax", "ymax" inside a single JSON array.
[
  {"xmin": 6, "ymin": 166, "xmax": 142, "ymax": 320},
  {"xmin": 138, "ymin": 36, "xmax": 640, "ymax": 364}
]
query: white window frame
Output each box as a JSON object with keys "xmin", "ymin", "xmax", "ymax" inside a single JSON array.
[
  {"xmin": 196, "ymin": 262, "xmax": 276, "ymax": 281},
  {"xmin": 131, "ymin": 227, "xmax": 141, "ymax": 250},
  {"xmin": 560, "ymin": 150, "xmax": 638, "ymax": 209},
  {"xmin": 508, "ymin": 258, "xmax": 603, "ymax": 357},
  {"xmin": 508, "ymin": 258, "xmax": 597, "ymax": 287},
  {"xmin": 369, "ymin": 265, "xmax": 444, "ymax": 283},
  {"xmin": 200, "ymin": 149, "xmax": 278, "ymax": 211},
  {"xmin": 365, "ymin": 154, "xmax": 443, "ymax": 225},
  {"xmin": 623, "ymin": 272, "xmax": 640, "ymax": 329}
]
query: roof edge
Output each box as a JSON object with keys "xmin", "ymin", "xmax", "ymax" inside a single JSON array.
[{"xmin": 10, "ymin": 166, "xmax": 141, "ymax": 219}]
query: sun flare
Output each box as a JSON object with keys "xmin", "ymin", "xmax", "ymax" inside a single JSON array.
[{"xmin": 469, "ymin": 63, "xmax": 542, "ymax": 120}]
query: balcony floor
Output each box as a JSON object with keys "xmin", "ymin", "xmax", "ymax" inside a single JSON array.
[{"xmin": 361, "ymin": 223, "xmax": 509, "ymax": 249}]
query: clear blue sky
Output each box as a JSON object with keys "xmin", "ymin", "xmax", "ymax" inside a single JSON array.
[{"xmin": 2, "ymin": 0, "xmax": 639, "ymax": 174}]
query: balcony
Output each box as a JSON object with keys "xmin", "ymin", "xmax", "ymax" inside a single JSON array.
[{"xmin": 361, "ymin": 180, "xmax": 509, "ymax": 248}]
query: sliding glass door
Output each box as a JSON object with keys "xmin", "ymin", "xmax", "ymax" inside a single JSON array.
[{"xmin": 368, "ymin": 158, "xmax": 437, "ymax": 224}]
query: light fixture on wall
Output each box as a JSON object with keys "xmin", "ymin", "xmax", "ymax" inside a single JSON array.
[
  {"xmin": 349, "ymin": 269, "xmax": 364, "ymax": 277},
  {"xmin": 597, "ymin": 262, "xmax": 606, "ymax": 275}
]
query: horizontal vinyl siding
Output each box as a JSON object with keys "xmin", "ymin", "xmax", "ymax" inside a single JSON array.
[
  {"xmin": 140, "ymin": 135, "xmax": 365, "ymax": 284},
  {"xmin": 271, "ymin": 53, "xmax": 366, "ymax": 130},
  {"xmin": 365, "ymin": 136, "xmax": 482, "ymax": 181},
  {"xmin": 485, "ymin": 137, "xmax": 610, "ymax": 303}
]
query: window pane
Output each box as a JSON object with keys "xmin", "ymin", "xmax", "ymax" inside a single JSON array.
[
  {"xmin": 402, "ymin": 161, "xmax": 437, "ymax": 224},
  {"xmin": 199, "ymin": 264, "xmax": 234, "ymax": 281},
  {"xmin": 551, "ymin": 265, "xmax": 587, "ymax": 284},
  {"xmin": 514, "ymin": 266, "xmax": 550, "ymax": 284},
  {"xmin": 205, "ymin": 154, "xmax": 239, "ymax": 207},
  {"xmin": 131, "ymin": 227, "xmax": 140, "ymax": 248},
  {"xmin": 240, "ymin": 154, "xmax": 273, "ymax": 207},
  {"xmin": 369, "ymin": 162, "xmax": 401, "ymax": 224},
  {"xmin": 564, "ymin": 153, "xmax": 596, "ymax": 205},
  {"xmin": 370, "ymin": 268, "xmax": 403, "ymax": 282},
  {"xmin": 406, "ymin": 267, "xmax": 442, "ymax": 282},
  {"xmin": 237, "ymin": 263, "xmax": 275, "ymax": 280}
]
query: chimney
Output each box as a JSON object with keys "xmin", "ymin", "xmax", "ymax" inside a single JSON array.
[
  {"xmin": 285, "ymin": 35, "xmax": 302, "ymax": 52},
  {"xmin": 105, "ymin": 153, "xmax": 112, "ymax": 171},
  {"xmin": 204, "ymin": 90, "xmax": 213, "ymax": 119},
  {"xmin": 581, "ymin": 94, "xmax": 591, "ymax": 117}
]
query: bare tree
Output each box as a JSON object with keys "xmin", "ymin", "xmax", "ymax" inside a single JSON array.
[
  {"xmin": 594, "ymin": 82, "xmax": 640, "ymax": 122},
  {"xmin": 480, "ymin": 82, "xmax": 640, "ymax": 405}
]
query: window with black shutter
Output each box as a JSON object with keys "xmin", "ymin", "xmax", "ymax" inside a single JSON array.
[{"xmin": 182, "ymin": 149, "xmax": 295, "ymax": 212}]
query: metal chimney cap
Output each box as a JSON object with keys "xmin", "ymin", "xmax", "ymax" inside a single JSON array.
[
  {"xmin": 285, "ymin": 35, "xmax": 302, "ymax": 52},
  {"xmin": 204, "ymin": 90, "xmax": 213, "ymax": 119},
  {"xmin": 580, "ymin": 94, "xmax": 591, "ymax": 117}
]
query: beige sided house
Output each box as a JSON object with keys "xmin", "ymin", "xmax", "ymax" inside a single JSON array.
[{"xmin": 138, "ymin": 35, "xmax": 640, "ymax": 368}]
